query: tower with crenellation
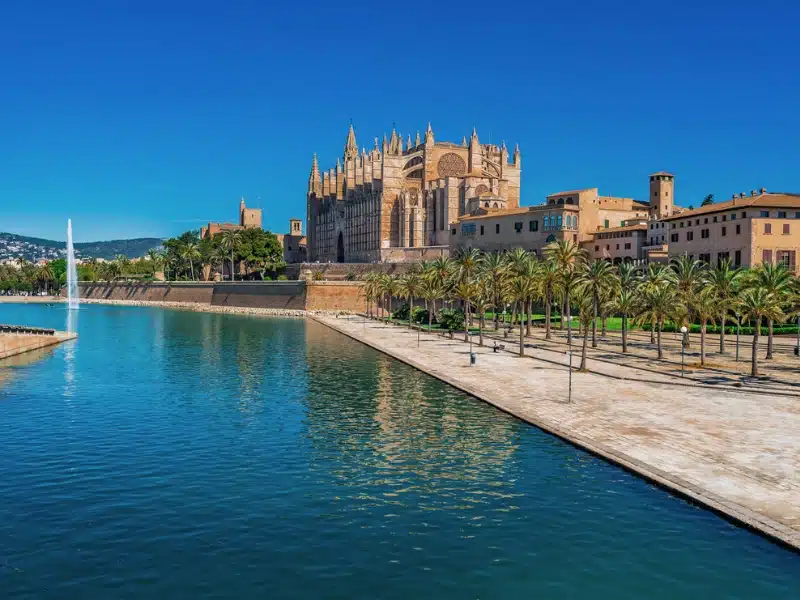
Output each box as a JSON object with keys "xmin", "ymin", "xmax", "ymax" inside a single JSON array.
[{"xmin": 306, "ymin": 123, "xmax": 521, "ymax": 263}]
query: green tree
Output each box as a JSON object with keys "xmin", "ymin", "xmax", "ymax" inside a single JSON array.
[
  {"xmin": 708, "ymin": 259, "xmax": 742, "ymax": 353},
  {"xmin": 701, "ymin": 194, "xmax": 714, "ymax": 206},
  {"xmin": 545, "ymin": 239, "xmax": 585, "ymax": 338},
  {"xmin": 638, "ymin": 283, "xmax": 680, "ymax": 359},
  {"xmin": 749, "ymin": 263, "xmax": 793, "ymax": 359},
  {"xmin": 479, "ymin": 252, "xmax": 509, "ymax": 332},
  {"xmin": 579, "ymin": 260, "xmax": 617, "ymax": 348},
  {"xmin": 738, "ymin": 288, "xmax": 785, "ymax": 376},
  {"xmin": 37, "ymin": 263, "xmax": 55, "ymax": 295},
  {"xmin": 669, "ymin": 256, "xmax": 708, "ymax": 348},
  {"xmin": 217, "ymin": 229, "xmax": 242, "ymax": 281},
  {"xmin": 452, "ymin": 280, "xmax": 479, "ymax": 342},
  {"xmin": 398, "ymin": 271, "xmax": 423, "ymax": 330},
  {"xmin": 180, "ymin": 242, "xmax": 201, "ymax": 280},
  {"xmin": 693, "ymin": 287, "xmax": 719, "ymax": 366}
]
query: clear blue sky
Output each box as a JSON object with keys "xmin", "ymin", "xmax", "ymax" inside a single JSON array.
[{"xmin": 1, "ymin": 0, "xmax": 798, "ymax": 242}]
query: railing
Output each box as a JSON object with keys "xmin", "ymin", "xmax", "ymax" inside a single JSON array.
[{"xmin": 0, "ymin": 324, "xmax": 56, "ymax": 336}]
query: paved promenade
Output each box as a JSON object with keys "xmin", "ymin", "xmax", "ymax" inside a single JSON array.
[{"xmin": 314, "ymin": 315, "xmax": 800, "ymax": 550}]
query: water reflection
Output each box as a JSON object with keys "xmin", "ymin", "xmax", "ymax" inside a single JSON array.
[{"xmin": 63, "ymin": 308, "xmax": 78, "ymax": 398}]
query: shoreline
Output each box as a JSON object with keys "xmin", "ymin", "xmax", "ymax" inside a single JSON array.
[
  {"xmin": 312, "ymin": 314, "xmax": 800, "ymax": 552},
  {"xmin": 0, "ymin": 296, "xmax": 350, "ymax": 318}
]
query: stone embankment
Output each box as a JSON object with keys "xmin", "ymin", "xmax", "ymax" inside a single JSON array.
[{"xmin": 0, "ymin": 329, "xmax": 76, "ymax": 360}]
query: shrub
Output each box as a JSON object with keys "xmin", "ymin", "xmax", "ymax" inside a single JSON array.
[
  {"xmin": 411, "ymin": 306, "xmax": 429, "ymax": 324},
  {"xmin": 392, "ymin": 302, "xmax": 410, "ymax": 321},
  {"xmin": 262, "ymin": 275, "xmax": 273, "ymax": 281},
  {"xmin": 277, "ymin": 274, "xmax": 288, "ymax": 281},
  {"xmin": 344, "ymin": 271, "xmax": 357, "ymax": 281},
  {"xmin": 439, "ymin": 308, "xmax": 465, "ymax": 331},
  {"xmin": 641, "ymin": 323, "xmax": 798, "ymax": 335},
  {"xmin": 312, "ymin": 270, "xmax": 324, "ymax": 281}
]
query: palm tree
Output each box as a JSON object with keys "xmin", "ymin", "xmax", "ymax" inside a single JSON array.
[
  {"xmin": 749, "ymin": 263, "xmax": 793, "ymax": 359},
  {"xmin": 537, "ymin": 258, "xmax": 560, "ymax": 340},
  {"xmin": 612, "ymin": 286, "xmax": 639, "ymax": 353},
  {"xmin": 545, "ymin": 239, "xmax": 584, "ymax": 335},
  {"xmin": 398, "ymin": 271, "xmax": 422, "ymax": 329},
  {"xmin": 693, "ymin": 287, "xmax": 719, "ymax": 367},
  {"xmin": 479, "ymin": 252, "xmax": 509, "ymax": 331},
  {"xmin": 708, "ymin": 259, "xmax": 742, "ymax": 354},
  {"xmin": 472, "ymin": 276, "xmax": 494, "ymax": 346},
  {"xmin": 218, "ymin": 230, "xmax": 242, "ymax": 281},
  {"xmin": 640, "ymin": 263, "xmax": 669, "ymax": 344},
  {"xmin": 361, "ymin": 271, "xmax": 382, "ymax": 318},
  {"xmin": 638, "ymin": 283, "xmax": 679, "ymax": 359},
  {"xmin": 380, "ymin": 274, "xmax": 400, "ymax": 322},
  {"xmin": 669, "ymin": 256, "xmax": 708, "ymax": 348},
  {"xmin": 573, "ymin": 287, "xmax": 595, "ymax": 371},
  {"xmin": 452, "ymin": 280, "xmax": 479, "ymax": 342},
  {"xmin": 508, "ymin": 272, "xmax": 536, "ymax": 356},
  {"xmin": 453, "ymin": 248, "xmax": 482, "ymax": 321},
  {"xmin": 579, "ymin": 260, "xmax": 617, "ymax": 348},
  {"xmin": 180, "ymin": 242, "xmax": 201, "ymax": 281},
  {"xmin": 738, "ymin": 288, "xmax": 785, "ymax": 377},
  {"xmin": 419, "ymin": 276, "xmax": 445, "ymax": 332},
  {"xmin": 37, "ymin": 263, "xmax": 55, "ymax": 295}
]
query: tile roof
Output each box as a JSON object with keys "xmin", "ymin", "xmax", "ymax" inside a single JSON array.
[
  {"xmin": 592, "ymin": 223, "xmax": 648, "ymax": 234},
  {"xmin": 662, "ymin": 193, "xmax": 800, "ymax": 221},
  {"xmin": 547, "ymin": 188, "xmax": 595, "ymax": 196},
  {"xmin": 650, "ymin": 171, "xmax": 674, "ymax": 177}
]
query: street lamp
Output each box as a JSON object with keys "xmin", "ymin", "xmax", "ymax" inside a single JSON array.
[{"xmin": 680, "ymin": 325, "xmax": 688, "ymax": 377}]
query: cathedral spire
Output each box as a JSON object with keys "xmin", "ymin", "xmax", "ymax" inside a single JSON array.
[
  {"xmin": 513, "ymin": 143, "xmax": 521, "ymax": 166},
  {"xmin": 309, "ymin": 153, "xmax": 321, "ymax": 194},
  {"xmin": 389, "ymin": 127, "xmax": 398, "ymax": 154},
  {"xmin": 415, "ymin": 131, "xmax": 421, "ymax": 146},
  {"xmin": 406, "ymin": 134, "xmax": 412, "ymax": 149},
  {"xmin": 470, "ymin": 127, "xmax": 479, "ymax": 144},
  {"xmin": 461, "ymin": 136, "xmax": 467, "ymax": 147},
  {"xmin": 382, "ymin": 133, "xmax": 388, "ymax": 153},
  {"xmin": 425, "ymin": 122, "xmax": 434, "ymax": 146},
  {"xmin": 344, "ymin": 123, "xmax": 358, "ymax": 159}
]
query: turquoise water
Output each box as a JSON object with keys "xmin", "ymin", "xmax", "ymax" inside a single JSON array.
[{"xmin": 0, "ymin": 304, "xmax": 797, "ymax": 599}]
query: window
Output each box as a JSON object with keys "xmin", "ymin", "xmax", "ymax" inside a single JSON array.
[
  {"xmin": 760, "ymin": 210, "xmax": 769, "ymax": 218},
  {"xmin": 704, "ymin": 218, "xmax": 708, "ymax": 224},
  {"xmin": 734, "ymin": 250, "xmax": 741, "ymax": 267},
  {"xmin": 495, "ymin": 224, "xmax": 500, "ymax": 234},
  {"xmin": 730, "ymin": 213, "xmax": 736, "ymax": 220},
  {"xmin": 777, "ymin": 250, "xmax": 796, "ymax": 270},
  {"xmin": 701, "ymin": 229, "xmax": 709, "ymax": 239},
  {"xmin": 451, "ymin": 228, "xmax": 457, "ymax": 235},
  {"xmin": 606, "ymin": 244, "xmax": 610, "ymax": 250},
  {"xmin": 741, "ymin": 211, "xmax": 747, "ymax": 218},
  {"xmin": 480, "ymin": 225, "xmax": 484, "ymax": 235},
  {"xmin": 699, "ymin": 253, "xmax": 711, "ymax": 264},
  {"xmin": 604, "ymin": 219, "xmax": 609, "ymax": 228},
  {"xmin": 796, "ymin": 212, "xmax": 800, "ymax": 219},
  {"xmin": 543, "ymin": 216, "xmax": 549, "ymax": 230},
  {"xmin": 594, "ymin": 245, "xmax": 599, "ymax": 251},
  {"xmin": 557, "ymin": 215, "xmax": 563, "ymax": 228},
  {"xmin": 722, "ymin": 215, "xmax": 727, "ymax": 221},
  {"xmin": 653, "ymin": 191, "xmax": 657, "ymax": 197},
  {"xmin": 461, "ymin": 223, "xmax": 476, "ymax": 235},
  {"xmin": 713, "ymin": 216, "xmax": 718, "ymax": 223},
  {"xmin": 783, "ymin": 223, "xmax": 790, "ymax": 235},
  {"xmin": 620, "ymin": 220, "xmax": 626, "ymax": 227},
  {"xmin": 778, "ymin": 211, "xmax": 787, "ymax": 218},
  {"xmin": 624, "ymin": 243, "xmax": 631, "ymax": 250},
  {"xmin": 616, "ymin": 244, "xmax": 620, "ymax": 250},
  {"xmin": 687, "ymin": 231, "xmax": 694, "ymax": 241},
  {"xmin": 671, "ymin": 233, "xmax": 679, "ymax": 242},
  {"xmin": 717, "ymin": 251, "xmax": 730, "ymax": 267},
  {"xmin": 529, "ymin": 220, "xmax": 538, "ymax": 232},
  {"xmin": 764, "ymin": 223, "xmax": 772, "ymax": 234},
  {"xmin": 680, "ymin": 222, "xmax": 684, "ymax": 228},
  {"xmin": 762, "ymin": 249, "xmax": 773, "ymax": 264},
  {"xmin": 736, "ymin": 224, "xmax": 741, "ymax": 235},
  {"xmin": 721, "ymin": 226, "xmax": 727, "ymax": 237},
  {"xmin": 696, "ymin": 219, "xmax": 701, "ymax": 225}
]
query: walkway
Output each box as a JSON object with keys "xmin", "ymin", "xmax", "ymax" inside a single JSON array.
[{"xmin": 314, "ymin": 314, "xmax": 800, "ymax": 550}]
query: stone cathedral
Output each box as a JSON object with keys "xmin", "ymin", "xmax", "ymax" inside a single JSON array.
[{"xmin": 307, "ymin": 123, "xmax": 521, "ymax": 263}]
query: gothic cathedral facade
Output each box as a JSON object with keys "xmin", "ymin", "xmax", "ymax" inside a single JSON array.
[{"xmin": 307, "ymin": 124, "xmax": 521, "ymax": 263}]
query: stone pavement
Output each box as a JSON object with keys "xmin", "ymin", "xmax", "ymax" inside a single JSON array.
[{"xmin": 314, "ymin": 314, "xmax": 800, "ymax": 550}]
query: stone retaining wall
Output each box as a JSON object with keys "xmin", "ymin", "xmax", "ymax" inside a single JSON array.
[{"xmin": 72, "ymin": 281, "xmax": 363, "ymax": 312}]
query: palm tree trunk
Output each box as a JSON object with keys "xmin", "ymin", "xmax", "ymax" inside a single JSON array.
[
  {"xmin": 519, "ymin": 317, "xmax": 524, "ymax": 356},
  {"xmin": 566, "ymin": 293, "xmax": 572, "ymax": 344},
  {"xmin": 526, "ymin": 299, "xmax": 532, "ymax": 337},
  {"xmin": 591, "ymin": 296, "xmax": 598, "ymax": 348},
  {"xmin": 700, "ymin": 321, "xmax": 706, "ymax": 366},
  {"xmin": 408, "ymin": 296, "xmax": 414, "ymax": 329},
  {"xmin": 190, "ymin": 260, "xmax": 194, "ymax": 281},
  {"xmin": 622, "ymin": 314, "xmax": 628, "ymax": 353},
  {"xmin": 720, "ymin": 315, "xmax": 727, "ymax": 354},
  {"xmin": 657, "ymin": 320, "xmax": 663, "ymax": 359},
  {"xmin": 650, "ymin": 320, "xmax": 655, "ymax": 344},
  {"xmin": 766, "ymin": 319, "xmax": 774, "ymax": 359},
  {"xmin": 230, "ymin": 253, "xmax": 235, "ymax": 281},
  {"xmin": 545, "ymin": 291, "xmax": 552, "ymax": 339},
  {"xmin": 464, "ymin": 301, "xmax": 470, "ymax": 343},
  {"xmin": 601, "ymin": 316, "xmax": 607, "ymax": 337},
  {"xmin": 580, "ymin": 325, "xmax": 589, "ymax": 371},
  {"xmin": 751, "ymin": 318, "xmax": 761, "ymax": 376},
  {"xmin": 428, "ymin": 310, "xmax": 433, "ymax": 333},
  {"xmin": 479, "ymin": 313, "xmax": 484, "ymax": 346}
]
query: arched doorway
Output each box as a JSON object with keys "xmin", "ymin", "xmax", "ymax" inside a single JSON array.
[{"xmin": 337, "ymin": 232, "xmax": 345, "ymax": 263}]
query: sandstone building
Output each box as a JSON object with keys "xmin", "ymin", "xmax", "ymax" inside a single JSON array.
[
  {"xmin": 200, "ymin": 198, "xmax": 262, "ymax": 240},
  {"xmin": 657, "ymin": 190, "xmax": 800, "ymax": 271},
  {"xmin": 451, "ymin": 172, "xmax": 668, "ymax": 261},
  {"xmin": 275, "ymin": 219, "xmax": 307, "ymax": 264},
  {"xmin": 307, "ymin": 124, "xmax": 521, "ymax": 263}
]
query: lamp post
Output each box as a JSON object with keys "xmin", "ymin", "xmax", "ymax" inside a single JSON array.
[
  {"xmin": 795, "ymin": 315, "xmax": 799, "ymax": 357},
  {"xmin": 736, "ymin": 319, "xmax": 741, "ymax": 362},
  {"xmin": 680, "ymin": 325, "xmax": 688, "ymax": 377}
]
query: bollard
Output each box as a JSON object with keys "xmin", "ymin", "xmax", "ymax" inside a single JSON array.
[{"xmin": 470, "ymin": 352, "xmax": 476, "ymax": 366}]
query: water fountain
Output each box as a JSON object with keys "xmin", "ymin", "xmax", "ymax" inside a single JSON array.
[{"xmin": 66, "ymin": 219, "xmax": 79, "ymax": 310}]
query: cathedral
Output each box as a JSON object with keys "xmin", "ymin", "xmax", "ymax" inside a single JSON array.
[{"xmin": 307, "ymin": 123, "xmax": 521, "ymax": 263}]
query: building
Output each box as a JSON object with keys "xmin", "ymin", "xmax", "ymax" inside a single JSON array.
[
  {"xmin": 200, "ymin": 198, "xmax": 262, "ymax": 240},
  {"xmin": 581, "ymin": 220, "xmax": 649, "ymax": 263},
  {"xmin": 307, "ymin": 123, "xmax": 522, "ymax": 263},
  {"xmin": 451, "ymin": 175, "xmax": 661, "ymax": 259},
  {"xmin": 658, "ymin": 190, "xmax": 800, "ymax": 271},
  {"xmin": 275, "ymin": 219, "xmax": 307, "ymax": 264}
]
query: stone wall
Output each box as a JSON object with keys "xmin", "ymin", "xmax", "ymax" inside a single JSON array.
[
  {"xmin": 284, "ymin": 262, "xmax": 417, "ymax": 281},
  {"xmin": 72, "ymin": 281, "xmax": 363, "ymax": 312},
  {"xmin": 305, "ymin": 282, "xmax": 365, "ymax": 312},
  {"xmin": 0, "ymin": 332, "xmax": 75, "ymax": 361}
]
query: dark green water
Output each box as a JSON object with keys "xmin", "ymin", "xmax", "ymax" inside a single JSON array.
[{"xmin": 0, "ymin": 304, "xmax": 797, "ymax": 599}]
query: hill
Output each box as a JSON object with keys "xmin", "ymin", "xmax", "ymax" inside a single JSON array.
[{"xmin": 0, "ymin": 232, "xmax": 164, "ymax": 262}]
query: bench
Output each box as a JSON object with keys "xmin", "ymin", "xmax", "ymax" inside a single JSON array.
[{"xmin": 492, "ymin": 342, "xmax": 505, "ymax": 353}]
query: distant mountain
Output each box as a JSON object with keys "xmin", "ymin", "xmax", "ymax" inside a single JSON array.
[{"xmin": 0, "ymin": 232, "xmax": 163, "ymax": 262}]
